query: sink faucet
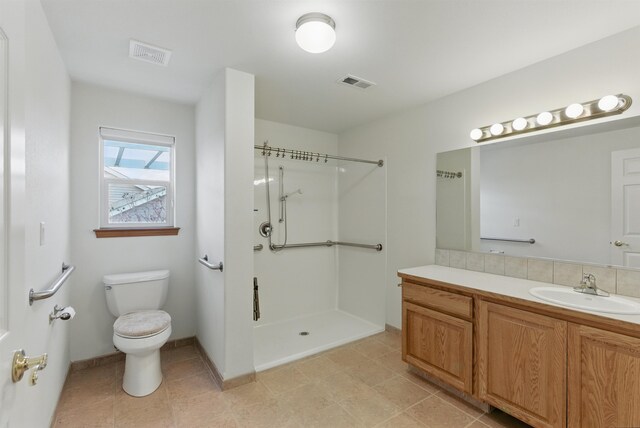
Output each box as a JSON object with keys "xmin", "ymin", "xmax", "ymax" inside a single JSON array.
[{"xmin": 574, "ymin": 273, "xmax": 610, "ymax": 297}]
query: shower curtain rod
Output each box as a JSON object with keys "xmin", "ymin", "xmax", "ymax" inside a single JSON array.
[
  {"xmin": 255, "ymin": 143, "xmax": 384, "ymax": 167},
  {"xmin": 269, "ymin": 240, "xmax": 383, "ymax": 252}
]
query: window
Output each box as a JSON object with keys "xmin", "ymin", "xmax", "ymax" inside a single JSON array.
[{"xmin": 99, "ymin": 127, "xmax": 175, "ymax": 231}]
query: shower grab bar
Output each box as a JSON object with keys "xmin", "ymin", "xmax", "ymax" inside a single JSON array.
[
  {"xmin": 481, "ymin": 237, "xmax": 536, "ymax": 244},
  {"xmin": 270, "ymin": 240, "xmax": 382, "ymax": 252},
  {"xmin": 29, "ymin": 263, "xmax": 76, "ymax": 305},
  {"xmin": 198, "ymin": 255, "xmax": 223, "ymax": 271},
  {"xmin": 254, "ymin": 244, "xmax": 263, "ymax": 251},
  {"xmin": 255, "ymin": 144, "xmax": 384, "ymax": 167}
]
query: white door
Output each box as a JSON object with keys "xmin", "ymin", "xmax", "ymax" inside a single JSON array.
[
  {"xmin": 0, "ymin": 10, "xmax": 29, "ymax": 426},
  {"xmin": 611, "ymin": 148, "xmax": 640, "ymax": 267}
]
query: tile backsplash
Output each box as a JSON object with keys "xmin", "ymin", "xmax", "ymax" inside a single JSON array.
[{"xmin": 434, "ymin": 248, "xmax": 639, "ymax": 298}]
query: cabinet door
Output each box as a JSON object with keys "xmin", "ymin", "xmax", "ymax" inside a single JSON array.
[
  {"xmin": 568, "ymin": 323, "xmax": 640, "ymax": 427},
  {"xmin": 402, "ymin": 301, "xmax": 473, "ymax": 393},
  {"xmin": 478, "ymin": 301, "xmax": 566, "ymax": 428}
]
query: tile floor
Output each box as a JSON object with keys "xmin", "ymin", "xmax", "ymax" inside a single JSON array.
[{"xmin": 53, "ymin": 331, "xmax": 530, "ymax": 428}]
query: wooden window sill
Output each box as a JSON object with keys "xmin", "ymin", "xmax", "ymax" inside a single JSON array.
[{"xmin": 94, "ymin": 227, "xmax": 180, "ymax": 238}]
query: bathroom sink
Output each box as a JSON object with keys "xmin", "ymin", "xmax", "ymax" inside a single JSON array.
[{"xmin": 529, "ymin": 287, "xmax": 640, "ymax": 315}]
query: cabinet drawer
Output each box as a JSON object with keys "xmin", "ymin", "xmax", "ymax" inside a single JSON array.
[{"xmin": 402, "ymin": 282, "xmax": 472, "ymax": 319}]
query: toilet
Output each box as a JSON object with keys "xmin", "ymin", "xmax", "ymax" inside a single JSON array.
[{"xmin": 103, "ymin": 269, "xmax": 172, "ymax": 397}]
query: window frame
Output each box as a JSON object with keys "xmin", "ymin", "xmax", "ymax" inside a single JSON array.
[{"xmin": 98, "ymin": 127, "xmax": 176, "ymax": 230}]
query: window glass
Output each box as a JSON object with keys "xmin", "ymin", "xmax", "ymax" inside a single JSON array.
[
  {"xmin": 108, "ymin": 183, "xmax": 167, "ymax": 224},
  {"xmin": 100, "ymin": 129, "xmax": 174, "ymax": 228},
  {"xmin": 103, "ymin": 140, "xmax": 170, "ymax": 181}
]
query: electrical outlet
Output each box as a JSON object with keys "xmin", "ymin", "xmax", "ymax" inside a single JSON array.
[
  {"xmin": 39, "ymin": 222, "xmax": 45, "ymax": 246},
  {"xmin": 513, "ymin": 217, "xmax": 520, "ymax": 227}
]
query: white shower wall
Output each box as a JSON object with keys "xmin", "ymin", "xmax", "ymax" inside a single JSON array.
[
  {"xmin": 254, "ymin": 119, "xmax": 339, "ymax": 325},
  {"xmin": 337, "ymin": 161, "xmax": 387, "ymax": 327}
]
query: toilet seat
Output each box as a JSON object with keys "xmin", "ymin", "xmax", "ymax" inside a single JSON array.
[{"xmin": 114, "ymin": 310, "xmax": 171, "ymax": 339}]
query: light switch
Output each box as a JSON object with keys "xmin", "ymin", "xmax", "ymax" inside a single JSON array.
[
  {"xmin": 39, "ymin": 222, "xmax": 45, "ymax": 246},
  {"xmin": 513, "ymin": 217, "xmax": 520, "ymax": 227}
]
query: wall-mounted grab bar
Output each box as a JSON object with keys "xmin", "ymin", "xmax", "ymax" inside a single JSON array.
[
  {"xmin": 269, "ymin": 240, "xmax": 382, "ymax": 252},
  {"xmin": 481, "ymin": 237, "xmax": 536, "ymax": 244},
  {"xmin": 254, "ymin": 244, "xmax": 263, "ymax": 251},
  {"xmin": 198, "ymin": 255, "xmax": 223, "ymax": 271},
  {"xmin": 29, "ymin": 263, "xmax": 76, "ymax": 305}
]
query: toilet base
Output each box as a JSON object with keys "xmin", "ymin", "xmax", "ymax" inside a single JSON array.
[
  {"xmin": 122, "ymin": 348, "xmax": 163, "ymax": 397},
  {"xmin": 114, "ymin": 326, "xmax": 171, "ymax": 397}
]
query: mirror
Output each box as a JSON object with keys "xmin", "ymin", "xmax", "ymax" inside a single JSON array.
[{"xmin": 436, "ymin": 117, "xmax": 640, "ymax": 268}]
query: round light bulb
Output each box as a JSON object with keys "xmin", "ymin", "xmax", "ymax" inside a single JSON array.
[
  {"xmin": 597, "ymin": 95, "xmax": 620, "ymax": 112},
  {"xmin": 489, "ymin": 123, "xmax": 504, "ymax": 136},
  {"xmin": 295, "ymin": 13, "xmax": 336, "ymax": 53},
  {"xmin": 565, "ymin": 103, "xmax": 584, "ymax": 119},
  {"xmin": 469, "ymin": 128, "xmax": 483, "ymax": 141},
  {"xmin": 536, "ymin": 111, "xmax": 553, "ymax": 126},
  {"xmin": 512, "ymin": 117, "xmax": 528, "ymax": 131}
]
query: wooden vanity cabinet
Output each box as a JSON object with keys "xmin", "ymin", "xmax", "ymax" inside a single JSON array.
[
  {"xmin": 400, "ymin": 272, "xmax": 640, "ymax": 428},
  {"xmin": 402, "ymin": 282, "xmax": 473, "ymax": 394},
  {"xmin": 478, "ymin": 301, "xmax": 567, "ymax": 428},
  {"xmin": 568, "ymin": 323, "xmax": 640, "ymax": 428}
]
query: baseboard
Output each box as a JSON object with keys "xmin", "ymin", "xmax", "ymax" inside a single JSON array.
[
  {"xmin": 69, "ymin": 350, "xmax": 125, "ymax": 372},
  {"xmin": 69, "ymin": 336, "xmax": 195, "ymax": 372},
  {"xmin": 161, "ymin": 336, "xmax": 195, "ymax": 350},
  {"xmin": 194, "ymin": 337, "xmax": 256, "ymax": 391},
  {"xmin": 385, "ymin": 323, "xmax": 401, "ymax": 334}
]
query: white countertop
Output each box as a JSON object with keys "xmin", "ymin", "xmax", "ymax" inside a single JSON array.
[{"xmin": 398, "ymin": 265, "xmax": 640, "ymax": 326}]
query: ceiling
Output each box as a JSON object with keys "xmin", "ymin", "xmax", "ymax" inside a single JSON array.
[{"xmin": 41, "ymin": 0, "xmax": 640, "ymax": 134}]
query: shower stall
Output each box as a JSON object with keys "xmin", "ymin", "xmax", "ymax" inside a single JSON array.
[{"xmin": 252, "ymin": 132, "xmax": 387, "ymax": 371}]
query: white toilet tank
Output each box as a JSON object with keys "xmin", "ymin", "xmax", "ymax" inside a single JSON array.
[{"xmin": 104, "ymin": 270, "xmax": 170, "ymax": 317}]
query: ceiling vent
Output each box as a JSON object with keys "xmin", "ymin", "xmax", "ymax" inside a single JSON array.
[
  {"xmin": 337, "ymin": 74, "xmax": 376, "ymax": 90},
  {"xmin": 129, "ymin": 40, "xmax": 172, "ymax": 67}
]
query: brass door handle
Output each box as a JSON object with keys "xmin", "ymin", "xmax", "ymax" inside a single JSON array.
[
  {"xmin": 12, "ymin": 349, "xmax": 47, "ymax": 384},
  {"xmin": 614, "ymin": 240, "xmax": 629, "ymax": 247}
]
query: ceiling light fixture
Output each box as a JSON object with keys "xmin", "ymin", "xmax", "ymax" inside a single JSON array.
[
  {"xmin": 295, "ymin": 13, "xmax": 336, "ymax": 53},
  {"xmin": 470, "ymin": 94, "xmax": 632, "ymax": 143}
]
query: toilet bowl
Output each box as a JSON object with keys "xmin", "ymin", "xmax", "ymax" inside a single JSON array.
[{"xmin": 104, "ymin": 270, "xmax": 171, "ymax": 397}]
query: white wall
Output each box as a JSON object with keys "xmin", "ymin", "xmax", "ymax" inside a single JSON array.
[
  {"xmin": 195, "ymin": 72, "xmax": 226, "ymax": 373},
  {"xmin": 195, "ymin": 68, "xmax": 254, "ymax": 380},
  {"xmin": 339, "ymin": 25, "xmax": 640, "ymax": 328},
  {"xmin": 223, "ymin": 69, "xmax": 254, "ymax": 379},
  {"xmin": 254, "ymin": 119, "xmax": 339, "ymax": 325},
  {"xmin": 23, "ymin": 1, "xmax": 71, "ymax": 424},
  {"xmin": 69, "ymin": 82, "xmax": 196, "ymax": 361}
]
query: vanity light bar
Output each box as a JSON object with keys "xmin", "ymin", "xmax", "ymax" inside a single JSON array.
[{"xmin": 470, "ymin": 94, "xmax": 632, "ymax": 143}]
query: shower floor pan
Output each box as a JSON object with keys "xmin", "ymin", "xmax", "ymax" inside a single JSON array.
[{"xmin": 253, "ymin": 309, "xmax": 383, "ymax": 372}]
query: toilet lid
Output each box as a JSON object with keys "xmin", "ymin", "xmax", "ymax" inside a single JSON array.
[{"xmin": 114, "ymin": 310, "xmax": 171, "ymax": 339}]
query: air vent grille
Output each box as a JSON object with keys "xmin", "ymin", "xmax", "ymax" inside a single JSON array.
[
  {"xmin": 337, "ymin": 74, "xmax": 376, "ymax": 90},
  {"xmin": 129, "ymin": 40, "xmax": 172, "ymax": 66}
]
